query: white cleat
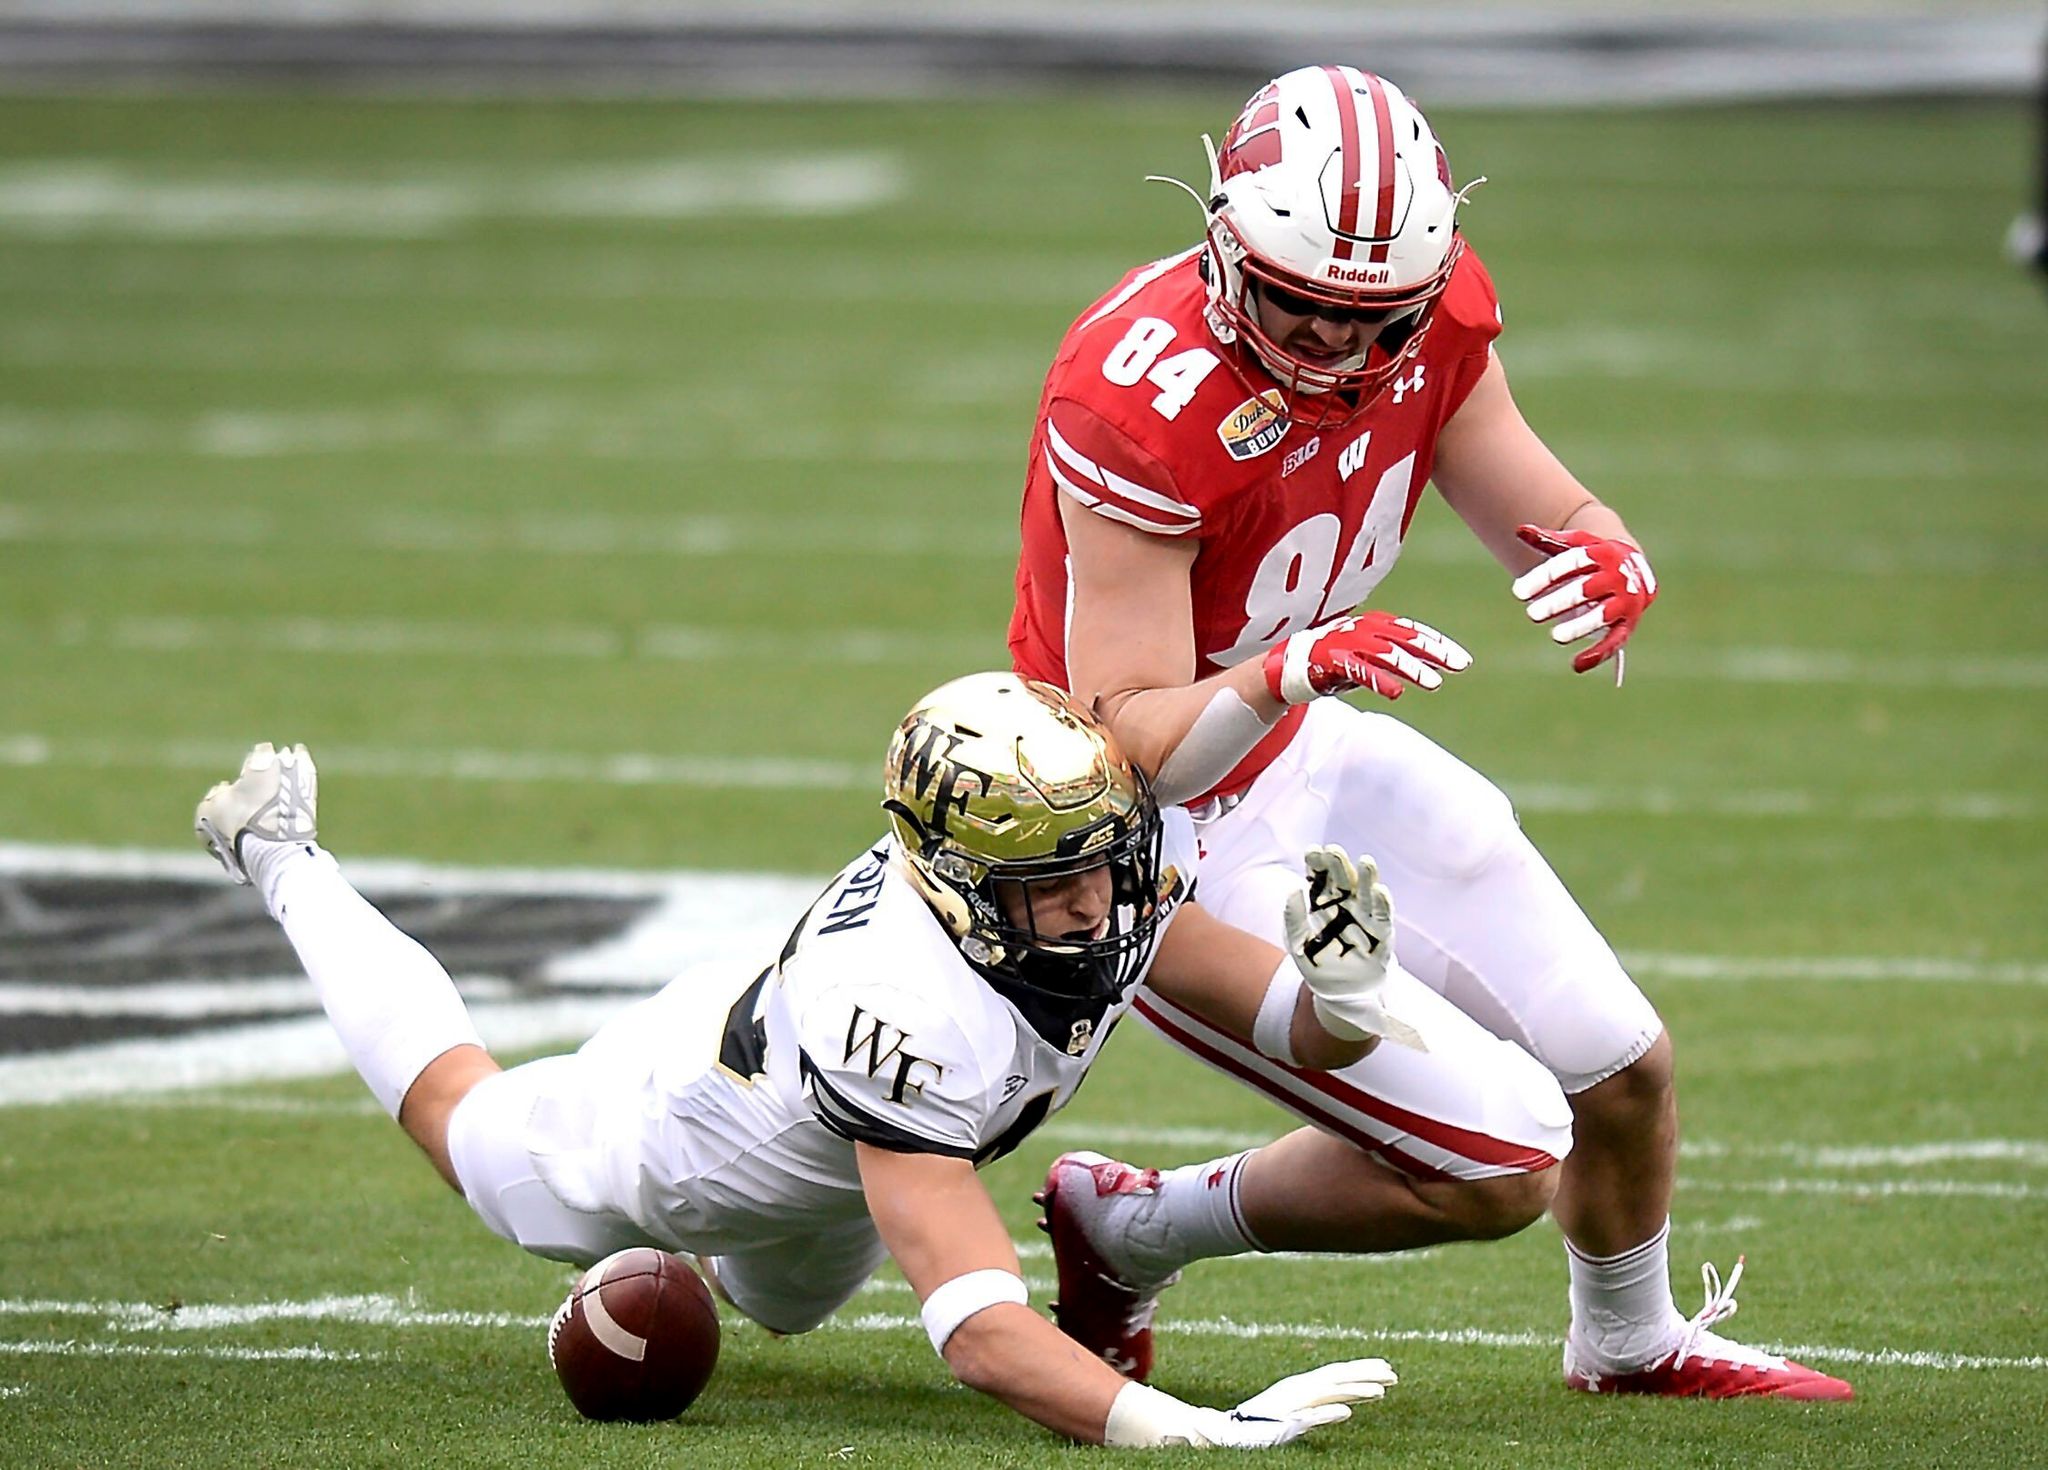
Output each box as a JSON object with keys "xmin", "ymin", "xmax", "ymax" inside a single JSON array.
[{"xmin": 194, "ymin": 741, "xmax": 319, "ymax": 885}]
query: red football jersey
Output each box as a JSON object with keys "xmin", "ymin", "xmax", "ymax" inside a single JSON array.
[{"xmin": 1007, "ymin": 244, "xmax": 1503, "ymax": 796}]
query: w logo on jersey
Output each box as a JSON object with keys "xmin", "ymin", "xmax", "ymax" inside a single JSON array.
[{"xmin": 1338, "ymin": 432, "xmax": 1372, "ymax": 482}]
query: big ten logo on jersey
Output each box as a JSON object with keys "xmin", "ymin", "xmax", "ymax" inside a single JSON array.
[
  {"xmin": 1281, "ymin": 435, "xmax": 1321, "ymax": 478},
  {"xmin": 844, "ymin": 1006, "xmax": 943, "ymax": 1104},
  {"xmin": 1099, "ymin": 316, "xmax": 1220, "ymax": 422},
  {"xmin": 895, "ymin": 716, "xmax": 991, "ymax": 840},
  {"xmin": 818, "ymin": 850, "xmax": 887, "ymax": 936},
  {"xmin": 1210, "ymin": 450, "xmax": 1422, "ymax": 666}
]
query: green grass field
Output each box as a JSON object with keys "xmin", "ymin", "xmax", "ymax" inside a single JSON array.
[{"xmin": 0, "ymin": 90, "xmax": 2043, "ymax": 1468}]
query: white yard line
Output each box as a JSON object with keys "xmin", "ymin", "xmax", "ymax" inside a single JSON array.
[
  {"xmin": 5, "ymin": 1296, "xmax": 2039, "ymax": 1374},
  {"xmin": 0, "ymin": 1340, "xmax": 379, "ymax": 1362},
  {"xmin": 0, "ymin": 156, "xmax": 907, "ymax": 239},
  {"xmin": 5, "ymin": 495, "xmax": 2045, "ymax": 582},
  {"xmin": 7, "ymin": 611, "xmax": 2048, "ymax": 692},
  {"xmin": 1680, "ymin": 1178, "xmax": 2044, "ymax": 1202},
  {"xmin": 1624, "ymin": 953, "xmax": 2048, "ymax": 984},
  {"xmin": 0, "ymin": 975, "xmax": 525, "ymax": 1018},
  {"xmin": 0, "ymin": 742, "xmax": 2039, "ymax": 824}
]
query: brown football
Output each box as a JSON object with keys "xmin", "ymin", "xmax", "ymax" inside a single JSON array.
[{"xmin": 547, "ymin": 1247, "xmax": 721, "ymax": 1421}]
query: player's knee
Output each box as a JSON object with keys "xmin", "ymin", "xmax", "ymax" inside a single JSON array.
[
  {"xmin": 1441, "ymin": 1164, "xmax": 1560, "ymax": 1241},
  {"xmin": 1573, "ymin": 1028, "xmax": 1675, "ymax": 1133}
]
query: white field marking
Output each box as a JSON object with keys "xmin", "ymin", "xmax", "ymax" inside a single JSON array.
[
  {"xmin": 10, "ymin": 1297, "xmax": 2042, "ymax": 1375},
  {"xmin": 825, "ymin": 1314, "xmax": 2048, "ymax": 1373},
  {"xmin": 0, "ymin": 156, "xmax": 906, "ymax": 238},
  {"xmin": 1677, "ymin": 1215, "xmax": 1766, "ymax": 1236},
  {"xmin": 0, "ymin": 1340, "xmax": 379, "ymax": 1363},
  {"xmin": 1681, "ymin": 1140, "xmax": 2048, "ymax": 1170},
  {"xmin": 0, "ymin": 408, "xmax": 1013, "ymax": 467},
  {"xmin": 0, "ymin": 1001, "xmax": 639, "ymax": 1108},
  {"xmin": 0, "ymin": 248, "xmax": 1104, "ymax": 309},
  {"xmin": 7, "ymin": 494, "xmax": 2044, "ymax": 584},
  {"xmin": 2, "ymin": 740, "xmax": 2041, "ymax": 826},
  {"xmin": 1680, "ymin": 1178, "xmax": 2044, "ymax": 1202},
  {"xmin": 0, "ymin": 500, "xmax": 1016, "ymax": 553},
  {"xmin": 12, "ymin": 612, "xmax": 2048, "ymax": 694},
  {"xmin": 0, "ymin": 974, "xmax": 524, "ymax": 1019},
  {"xmin": 0, "ymin": 1295, "xmax": 543, "ymax": 1334},
  {"xmin": 6, "ymin": 613, "xmax": 992, "ymax": 669},
  {"xmin": 0, "ymin": 1385, "xmax": 24, "ymax": 1397},
  {"xmin": 1624, "ymin": 953, "xmax": 2048, "ymax": 985}
]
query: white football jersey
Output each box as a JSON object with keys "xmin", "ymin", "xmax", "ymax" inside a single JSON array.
[{"xmin": 527, "ymin": 813, "xmax": 1197, "ymax": 1253}]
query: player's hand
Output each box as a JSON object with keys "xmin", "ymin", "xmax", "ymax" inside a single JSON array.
[
  {"xmin": 1283, "ymin": 847, "xmax": 1429, "ymax": 1052},
  {"xmin": 1103, "ymin": 1360, "xmax": 1396, "ymax": 1448},
  {"xmin": 1262, "ymin": 612, "xmax": 1471, "ymax": 705},
  {"xmin": 1235, "ymin": 1357, "xmax": 1399, "ymax": 1422},
  {"xmin": 1511, "ymin": 525, "xmax": 1658, "ymax": 675}
]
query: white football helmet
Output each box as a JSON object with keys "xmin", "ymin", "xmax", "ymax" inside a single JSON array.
[{"xmin": 1166, "ymin": 66, "xmax": 1474, "ymax": 421}]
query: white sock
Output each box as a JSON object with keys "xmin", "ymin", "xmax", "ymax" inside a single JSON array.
[
  {"xmin": 1114, "ymin": 1151, "xmax": 1264, "ymax": 1282},
  {"xmin": 1566, "ymin": 1219, "xmax": 1687, "ymax": 1370},
  {"xmin": 249, "ymin": 835, "xmax": 486, "ymax": 1119}
]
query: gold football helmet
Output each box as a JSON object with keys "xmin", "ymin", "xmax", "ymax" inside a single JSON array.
[{"xmin": 883, "ymin": 672, "xmax": 1167, "ymax": 1001}]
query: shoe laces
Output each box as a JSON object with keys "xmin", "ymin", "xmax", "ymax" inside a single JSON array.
[{"xmin": 1671, "ymin": 1256, "xmax": 1787, "ymax": 1372}]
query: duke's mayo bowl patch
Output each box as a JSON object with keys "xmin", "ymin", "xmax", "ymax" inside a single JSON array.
[{"xmin": 1217, "ymin": 389, "xmax": 1287, "ymax": 461}]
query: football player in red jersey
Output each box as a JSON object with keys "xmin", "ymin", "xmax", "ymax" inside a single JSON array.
[{"xmin": 1011, "ymin": 65, "xmax": 1852, "ymax": 1401}]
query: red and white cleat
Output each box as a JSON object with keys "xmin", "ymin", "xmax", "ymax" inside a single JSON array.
[
  {"xmin": 1035, "ymin": 1151, "xmax": 1180, "ymax": 1382},
  {"xmin": 1564, "ymin": 1258, "xmax": 1854, "ymax": 1400}
]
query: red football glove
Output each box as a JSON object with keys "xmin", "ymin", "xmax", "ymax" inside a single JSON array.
[
  {"xmin": 1262, "ymin": 613, "xmax": 1472, "ymax": 705},
  {"xmin": 1511, "ymin": 525, "xmax": 1658, "ymax": 675}
]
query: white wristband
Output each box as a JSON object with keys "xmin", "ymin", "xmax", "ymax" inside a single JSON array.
[
  {"xmin": 1251, "ymin": 959, "xmax": 1302, "ymax": 1065},
  {"xmin": 1104, "ymin": 1381, "xmax": 1205, "ymax": 1448},
  {"xmin": 919, "ymin": 1268, "xmax": 1028, "ymax": 1355},
  {"xmin": 1277, "ymin": 630, "xmax": 1319, "ymax": 705}
]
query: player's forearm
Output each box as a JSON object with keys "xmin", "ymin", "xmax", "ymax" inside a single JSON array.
[
  {"xmin": 942, "ymin": 1304, "xmax": 1126, "ymax": 1444},
  {"xmin": 1150, "ymin": 906, "xmax": 1374, "ymax": 1071},
  {"xmin": 1096, "ymin": 661, "xmax": 1283, "ymax": 804}
]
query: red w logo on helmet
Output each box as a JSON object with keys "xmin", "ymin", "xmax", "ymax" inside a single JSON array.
[{"xmin": 1219, "ymin": 86, "xmax": 1283, "ymax": 180}]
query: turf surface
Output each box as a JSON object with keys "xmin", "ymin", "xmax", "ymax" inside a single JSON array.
[{"xmin": 0, "ymin": 91, "xmax": 2043, "ymax": 1468}]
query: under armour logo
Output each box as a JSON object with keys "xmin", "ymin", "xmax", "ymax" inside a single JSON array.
[
  {"xmin": 1389, "ymin": 363, "xmax": 1426, "ymax": 405},
  {"xmin": 1206, "ymin": 1164, "xmax": 1228, "ymax": 1189}
]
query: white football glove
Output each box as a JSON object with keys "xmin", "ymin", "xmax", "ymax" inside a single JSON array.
[
  {"xmin": 1103, "ymin": 1359, "xmax": 1398, "ymax": 1449},
  {"xmin": 1282, "ymin": 846, "xmax": 1430, "ymax": 1053}
]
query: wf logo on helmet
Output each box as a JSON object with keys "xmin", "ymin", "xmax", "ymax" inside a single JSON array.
[
  {"xmin": 895, "ymin": 718, "xmax": 992, "ymax": 838},
  {"xmin": 1216, "ymin": 389, "xmax": 1288, "ymax": 461}
]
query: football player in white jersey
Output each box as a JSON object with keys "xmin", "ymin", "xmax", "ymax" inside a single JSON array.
[{"xmin": 193, "ymin": 673, "xmax": 1569, "ymax": 1449}]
